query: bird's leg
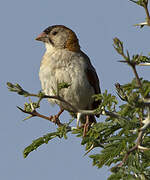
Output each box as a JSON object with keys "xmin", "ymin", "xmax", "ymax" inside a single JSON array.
[
  {"xmin": 77, "ymin": 113, "xmax": 82, "ymax": 128},
  {"xmin": 49, "ymin": 109, "xmax": 64, "ymax": 124},
  {"xmin": 83, "ymin": 115, "xmax": 89, "ymax": 137}
]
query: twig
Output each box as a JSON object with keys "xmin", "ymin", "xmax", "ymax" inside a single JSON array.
[
  {"xmin": 17, "ymin": 106, "xmax": 63, "ymax": 127},
  {"xmin": 7, "ymin": 82, "xmax": 129, "ymax": 124},
  {"xmin": 131, "ymin": 0, "xmax": 150, "ymax": 27},
  {"xmin": 119, "ymin": 60, "xmax": 142, "ymax": 88},
  {"xmin": 130, "ymin": 64, "xmax": 142, "ymax": 88},
  {"xmin": 115, "ymin": 108, "xmax": 150, "ymax": 168},
  {"xmin": 113, "ymin": 39, "xmax": 142, "ymax": 88},
  {"xmin": 117, "ymin": 145, "xmax": 138, "ymax": 167},
  {"xmin": 143, "ymin": 1, "xmax": 150, "ymax": 25},
  {"xmin": 27, "ymin": 94, "xmax": 79, "ymax": 113},
  {"xmin": 116, "ymin": 131, "xmax": 144, "ymax": 167},
  {"xmin": 18, "ymin": 97, "xmax": 128, "ymax": 124}
]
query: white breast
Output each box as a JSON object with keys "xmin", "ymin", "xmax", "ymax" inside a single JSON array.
[{"xmin": 39, "ymin": 45, "xmax": 95, "ymax": 112}]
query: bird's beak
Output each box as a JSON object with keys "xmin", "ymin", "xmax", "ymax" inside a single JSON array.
[{"xmin": 35, "ymin": 32, "xmax": 48, "ymax": 42}]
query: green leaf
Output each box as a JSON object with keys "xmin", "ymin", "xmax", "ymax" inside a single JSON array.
[{"xmin": 23, "ymin": 132, "xmax": 59, "ymax": 158}]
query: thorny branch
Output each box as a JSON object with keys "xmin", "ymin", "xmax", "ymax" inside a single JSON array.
[
  {"xmin": 113, "ymin": 37, "xmax": 150, "ymax": 168},
  {"xmin": 11, "ymin": 83, "xmax": 150, "ymax": 168},
  {"xmin": 130, "ymin": 0, "xmax": 150, "ymax": 27},
  {"xmin": 130, "ymin": 64, "xmax": 142, "ymax": 88},
  {"xmin": 115, "ymin": 109, "xmax": 150, "ymax": 167},
  {"xmin": 7, "ymin": 81, "xmax": 131, "ymax": 125},
  {"xmin": 113, "ymin": 38, "xmax": 143, "ymax": 89},
  {"xmin": 119, "ymin": 60, "xmax": 143, "ymax": 88},
  {"xmin": 17, "ymin": 106, "xmax": 63, "ymax": 127},
  {"xmin": 116, "ymin": 131, "xmax": 144, "ymax": 167}
]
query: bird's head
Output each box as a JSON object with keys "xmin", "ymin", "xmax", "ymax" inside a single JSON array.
[{"xmin": 35, "ymin": 25, "xmax": 80, "ymax": 52}]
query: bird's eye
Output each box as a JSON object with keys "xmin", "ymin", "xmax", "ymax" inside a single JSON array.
[{"xmin": 52, "ymin": 31, "xmax": 58, "ymax": 35}]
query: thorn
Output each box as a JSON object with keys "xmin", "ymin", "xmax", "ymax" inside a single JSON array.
[
  {"xmin": 118, "ymin": 60, "xmax": 128, "ymax": 63},
  {"xmin": 17, "ymin": 106, "xmax": 26, "ymax": 113},
  {"xmin": 126, "ymin": 50, "xmax": 130, "ymax": 60},
  {"xmin": 71, "ymin": 127, "xmax": 77, "ymax": 130},
  {"xmin": 134, "ymin": 21, "xmax": 148, "ymax": 27},
  {"xmin": 141, "ymin": 107, "xmax": 150, "ymax": 130},
  {"xmin": 23, "ymin": 115, "xmax": 33, "ymax": 121},
  {"xmin": 138, "ymin": 145, "xmax": 150, "ymax": 151},
  {"xmin": 83, "ymin": 144, "xmax": 94, "ymax": 156},
  {"xmin": 138, "ymin": 63, "xmax": 150, "ymax": 66},
  {"xmin": 29, "ymin": 99, "xmax": 35, "ymax": 111}
]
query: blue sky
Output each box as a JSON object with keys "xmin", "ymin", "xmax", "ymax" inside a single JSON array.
[{"xmin": 1, "ymin": 0, "xmax": 150, "ymax": 179}]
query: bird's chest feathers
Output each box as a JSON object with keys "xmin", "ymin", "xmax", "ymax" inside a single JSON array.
[
  {"xmin": 40, "ymin": 49, "xmax": 73, "ymax": 79},
  {"xmin": 39, "ymin": 48, "xmax": 95, "ymax": 110},
  {"xmin": 39, "ymin": 49, "xmax": 78, "ymax": 94}
]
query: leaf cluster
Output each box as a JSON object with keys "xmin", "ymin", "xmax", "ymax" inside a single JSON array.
[{"xmin": 23, "ymin": 123, "xmax": 71, "ymax": 158}]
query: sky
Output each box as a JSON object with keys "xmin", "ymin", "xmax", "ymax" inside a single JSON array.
[{"xmin": 1, "ymin": 0, "xmax": 150, "ymax": 180}]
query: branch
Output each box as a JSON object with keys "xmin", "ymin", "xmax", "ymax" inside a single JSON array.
[
  {"xmin": 7, "ymin": 82, "xmax": 129, "ymax": 129},
  {"xmin": 143, "ymin": 0, "xmax": 150, "ymax": 24},
  {"xmin": 17, "ymin": 95, "xmax": 126, "ymax": 122},
  {"xmin": 116, "ymin": 131, "xmax": 143, "ymax": 167},
  {"xmin": 130, "ymin": 0, "xmax": 150, "ymax": 27},
  {"xmin": 113, "ymin": 39, "xmax": 143, "ymax": 88},
  {"xmin": 118, "ymin": 61, "xmax": 142, "ymax": 88},
  {"xmin": 17, "ymin": 106, "xmax": 63, "ymax": 127},
  {"xmin": 115, "ymin": 107, "xmax": 150, "ymax": 168}
]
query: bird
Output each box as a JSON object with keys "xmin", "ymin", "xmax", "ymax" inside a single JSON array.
[{"xmin": 35, "ymin": 25, "xmax": 101, "ymax": 134}]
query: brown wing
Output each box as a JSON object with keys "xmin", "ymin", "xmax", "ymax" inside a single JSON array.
[
  {"xmin": 86, "ymin": 68, "xmax": 101, "ymax": 95},
  {"xmin": 80, "ymin": 51, "xmax": 101, "ymax": 116},
  {"xmin": 85, "ymin": 67, "xmax": 101, "ymax": 117}
]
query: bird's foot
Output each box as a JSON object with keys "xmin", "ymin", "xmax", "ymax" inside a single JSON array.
[
  {"xmin": 49, "ymin": 109, "xmax": 64, "ymax": 124},
  {"xmin": 49, "ymin": 115, "xmax": 59, "ymax": 123},
  {"xmin": 83, "ymin": 115, "xmax": 89, "ymax": 137},
  {"xmin": 77, "ymin": 113, "xmax": 82, "ymax": 128}
]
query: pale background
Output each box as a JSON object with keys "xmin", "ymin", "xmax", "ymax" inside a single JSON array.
[{"xmin": 1, "ymin": 0, "xmax": 150, "ymax": 179}]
